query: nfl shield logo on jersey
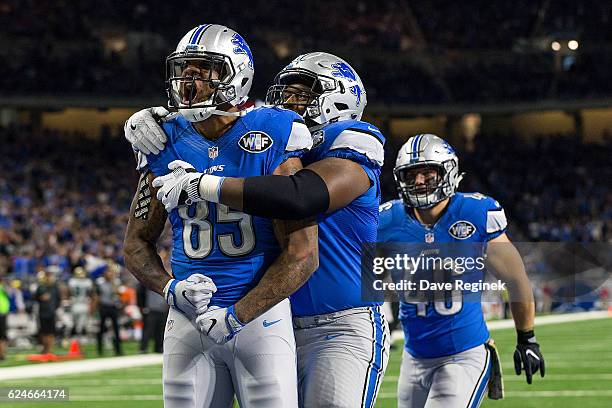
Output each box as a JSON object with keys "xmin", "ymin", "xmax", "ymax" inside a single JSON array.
[
  {"xmin": 425, "ymin": 232, "xmax": 435, "ymax": 243},
  {"xmin": 448, "ymin": 220, "xmax": 476, "ymax": 239},
  {"xmin": 208, "ymin": 146, "xmax": 219, "ymax": 159}
]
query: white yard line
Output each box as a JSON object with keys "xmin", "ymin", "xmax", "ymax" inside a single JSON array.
[
  {"xmin": 0, "ymin": 354, "xmax": 162, "ymax": 381},
  {"xmin": 390, "ymin": 310, "xmax": 610, "ymax": 343},
  {"xmin": 487, "ymin": 310, "xmax": 611, "ymax": 330}
]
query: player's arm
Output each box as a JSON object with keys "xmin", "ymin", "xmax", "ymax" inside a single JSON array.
[
  {"xmin": 123, "ymin": 172, "xmax": 216, "ymax": 318},
  {"xmin": 201, "ymin": 126, "xmax": 384, "ymax": 219},
  {"xmin": 219, "ymin": 156, "xmax": 370, "ymax": 218},
  {"xmin": 234, "ymin": 157, "xmax": 319, "ymax": 323},
  {"xmin": 157, "ymin": 157, "xmax": 370, "ymax": 218},
  {"xmin": 123, "ymin": 171, "xmax": 171, "ymax": 296},
  {"xmin": 196, "ymin": 158, "xmax": 319, "ymax": 343},
  {"xmin": 487, "ymin": 233, "xmax": 534, "ymax": 331},
  {"xmin": 487, "ymin": 232, "xmax": 545, "ymax": 384}
]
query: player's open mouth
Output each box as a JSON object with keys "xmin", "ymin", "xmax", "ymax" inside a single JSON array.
[{"xmin": 182, "ymin": 83, "xmax": 197, "ymax": 105}]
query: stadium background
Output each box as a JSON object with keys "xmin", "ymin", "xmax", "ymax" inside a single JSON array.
[{"xmin": 0, "ymin": 1, "xmax": 611, "ymax": 407}]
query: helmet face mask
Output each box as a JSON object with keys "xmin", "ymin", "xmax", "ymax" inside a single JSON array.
[
  {"xmin": 265, "ymin": 70, "xmax": 324, "ymax": 117},
  {"xmin": 166, "ymin": 53, "xmax": 236, "ymax": 109},
  {"xmin": 395, "ymin": 161, "xmax": 457, "ymax": 208}
]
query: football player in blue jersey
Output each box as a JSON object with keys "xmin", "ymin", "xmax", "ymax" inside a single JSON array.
[
  {"xmin": 377, "ymin": 134, "xmax": 545, "ymax": 407},
  {"xmin": 123, "ymin": 24, "xmax": 319, "ymax": 408},
  {"xmin": 126, "ymin": 52, "xmax": 390, "ymax": 408}
]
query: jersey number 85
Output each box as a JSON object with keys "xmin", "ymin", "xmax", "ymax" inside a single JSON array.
[{"xmin": 178, "ymin": 202, "xmax": 256, "ymax": 258}]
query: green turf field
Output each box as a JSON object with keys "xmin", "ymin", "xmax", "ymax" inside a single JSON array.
[{"xmin": 1, "ymin": 317, "xmax": 610, "ymax": 407}]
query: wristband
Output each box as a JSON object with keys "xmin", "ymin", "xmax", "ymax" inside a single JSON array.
[
  {"xmin": 198, "ymin": 174, "xmax": 225, "ymax": 203},
  {"xmin": 226, "ymin": 305, "xmax": 245, "ymax": 333},
  {"xmin": 517, "ymin": 329, "xmax": 536, "ymax": 344}
]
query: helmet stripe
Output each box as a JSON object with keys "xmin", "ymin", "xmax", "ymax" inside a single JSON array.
[
  {"xmin": 188, "ymin": 25, "xmax": 203, "ymax": 44},
  {"xmin": 190, "ymin": 24, "xmax": 211, "ymax": 45},
  {"xmin": 416, "ymin": 134, "xmax": 424, "ymax": 158},
  {"xmin": 412, "ymin": 134, "xmax": 422, "ymax": 161}
]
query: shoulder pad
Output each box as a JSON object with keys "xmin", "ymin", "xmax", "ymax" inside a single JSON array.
[
  {"xmin": 329, "ymin": 123, "xmax": 385, "ymax": 166},
  {"xmin": 459, "ymin": 193, "xmax": 507, "ymax": 236}
]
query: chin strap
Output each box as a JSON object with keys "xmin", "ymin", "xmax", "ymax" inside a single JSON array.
[
  {"xmin": 456, "ymin": 172, "xmax": 465, "ymax": 186},
  {"xmin": 181, "ymin": 105, "xmax": 254, "ymax": 123},
  {"xmin": 210, "ymin": 107, "xmax": 254, "ymax": 117}
]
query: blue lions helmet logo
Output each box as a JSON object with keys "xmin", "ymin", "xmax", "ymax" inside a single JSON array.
[
  {"xmin": 331, "ymin": 62, "xmax": 356, "ymax": 81},
  {"xmin": 349, "ymin": 85, "xmax": 362, "ymax": 106},
  {"xmin": 441, "ymin": 142, "xmax": 455, "ymax": 154},
  {"xmin": 231, "ymin": 34, "xmax": 254, "ymax": 69}
]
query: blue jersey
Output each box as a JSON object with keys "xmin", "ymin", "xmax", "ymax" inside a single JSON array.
[
  {"xmin": 290, "ymin": 120, "xmax": 386, "ymax": 316},
  {"xmin": 142, "ymin": 107, "xmax": 312, "ymax": 308},
  {"xmin": 377, "ymin": 193, "xmax": 508, "ymax": 358}
]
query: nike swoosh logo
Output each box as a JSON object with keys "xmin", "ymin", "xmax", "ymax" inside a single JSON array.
[
  {"xmin": 325, "ymin": 334, "xmax": 344, "ymax": 340},
  {"xmin": 367, "ymin": 126, "xmax": 380, "ymax": 133},
  {"xmin": 206, "ymin": 319, "xmax": 217, "ymax": 335},
  {"xmin": 130, "ymin": 123, "xmax": 137, "ymax": 130},
  {"xmin": 181, "ymin": 290, "xmax": 197, "ymax": 308},
  {"xmin": 526, "ymin": 349, "xmax": 540, "ymax": 361},
  {"xmin": 262, "ymin": 319, "xmax": 282, "ymax": 327}
]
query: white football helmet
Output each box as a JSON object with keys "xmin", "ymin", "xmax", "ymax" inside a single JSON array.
[
  {"xmin": 166, "ymin": 24, "xmax": 254, "ymax": 122},
  {"xmin": 394, "ymin": 134, "xmax": 463, "ymax": 208},
  {"xmin": 265, "ymin": 52, "xmax": 366, "ymax": 128}
]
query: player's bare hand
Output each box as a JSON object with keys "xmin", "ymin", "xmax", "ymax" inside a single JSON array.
[{"xmin": 124, "ymin": 106, "xmax": 169, "ymax": 155}]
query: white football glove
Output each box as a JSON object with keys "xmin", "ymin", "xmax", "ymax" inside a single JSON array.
[
  {"xmin": 124, "ymin": 106, "xmax": 169, "ymax": 155},
  {"xmin": 152, "ymin": 160, "xmax": 224, "ymax": 212},
  {"xmin": 196, "ymin": 305, "xmax": 245, "ymax": 345},
  {"xmin": 163, "ymin": 274, "xmax": 217, "ymax": 319},
  {"xmin": 152, "ymin": 160, "xmax": 204, "ymax": 212}
]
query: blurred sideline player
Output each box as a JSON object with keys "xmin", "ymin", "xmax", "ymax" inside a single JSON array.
[
  {"xmin": 123, "ymin": 24, "xmax": 318, "ymax": 408},
  {"xmin": 68, "ymin": 267, "xmax": 93, "ymax": 342},
  {"xmin": 377, "ymin": 134, "xmax": 545, "ymax": 407},
  {"xmin": 127, "ymin": 52, "xmax": 390, "ymax": 407}
]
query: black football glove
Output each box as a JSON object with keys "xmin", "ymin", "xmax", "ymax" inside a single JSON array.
[{"xmin": 514, "ymin": 329, "xmax": 545, "ymax": 384}]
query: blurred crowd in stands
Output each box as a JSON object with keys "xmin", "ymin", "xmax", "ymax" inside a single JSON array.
[
  {"xmin": 0, "ymin": 125, "xmax": 170, "ymax": 358},
  {"xmin": 2, "ymin": 1, "xmax": 612, "ymax": 103},
  {"xmin": 379, "ymin": 132, "xmax": 612, "ymax": 242},
  {"xmin": 0, "ymin": 122, "xmax": 610, "ymax": 355}
]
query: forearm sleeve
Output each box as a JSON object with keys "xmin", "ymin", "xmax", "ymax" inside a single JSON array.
[{"xmin": 242, "ymin": 169, "xmax": 330, "ymax": 219}]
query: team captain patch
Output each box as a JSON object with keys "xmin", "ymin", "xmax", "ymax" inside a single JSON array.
[
  {"xmin": 448, "ymin": 220, "xmax": 476, "ymax": 239},
  {"xmin": 238, "ymin": 131, "xmax": 273, "ymax": 153}
]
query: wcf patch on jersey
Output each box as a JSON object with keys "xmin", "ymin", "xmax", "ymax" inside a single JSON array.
[
  {"xmin": 238, "ymin": 131, "xmax": 273, "ymax": 153},
  {"xmin": 448, "ymin": 220, "xmax": 476, "ymax": 240}
]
